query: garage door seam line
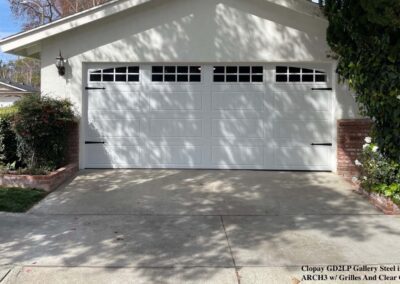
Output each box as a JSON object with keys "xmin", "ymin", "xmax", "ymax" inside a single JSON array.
[{"xmin": 219, "ymin": 216, "xmax": 241, "ymax": 284}]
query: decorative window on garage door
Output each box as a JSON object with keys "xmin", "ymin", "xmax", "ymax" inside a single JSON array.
[
  {"xmin": 88, "ymin": 66, "xmax": 140, "ymax": 82},
  {"xmin": 213, "ymin": 66, "xmax": 263, "ymax": 83},
  {"xmin": 152, "ymin": 66, "xmax": 202, "ymax": 82},
  {"xmin": 275, "ymin": 66, "xmax": 327, "ymax": 83}
]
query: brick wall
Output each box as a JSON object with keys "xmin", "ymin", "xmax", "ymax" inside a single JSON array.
[
  {"xmin": 66, "ymin": 122, "xmax": 79, "ymax": 164},
  {"xmin": 0, "ymin": 122, "xmax": 80, "ymax": 192},
  {"xmin": 0, "ymin": 164, "xmax": 78, "ymax": 192},
  {"xmin": 337, "ymin": 119, "xmax": 373, "ymax": 180}
]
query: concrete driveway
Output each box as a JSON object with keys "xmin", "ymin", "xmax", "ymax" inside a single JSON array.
[{"xmin": 1, "ymin": 170, "xmax": 400, "ymax": 284}]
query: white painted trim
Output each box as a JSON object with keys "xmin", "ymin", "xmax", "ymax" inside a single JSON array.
[
  {"xmin": 332, "ymin": 62, "xmax": 338, "ymax": 173},
  {"xmin": 0, "ymin": 81, "xmax": 30, "ymax": 92}
]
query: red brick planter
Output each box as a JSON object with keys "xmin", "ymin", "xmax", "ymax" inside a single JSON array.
[
  {"xmin": 0, "ymin": 163, "xmax": 78, "ymax": 192},
  {"xmin": 355, "ymin": 187, "xmax": 400, "ymax": 215},
  {"xmin": 337, "ymin": 119, "xmax": 373, "ymax": 181}
]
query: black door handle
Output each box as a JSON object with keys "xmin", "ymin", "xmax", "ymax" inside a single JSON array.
[{"xmin": 311, "ymin": 143, "xmax": 333, "ymax": 146}]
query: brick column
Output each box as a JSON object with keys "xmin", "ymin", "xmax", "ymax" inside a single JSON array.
[
  {"xmin": 337, "ymin": 119, "xmax": 373, "ymax": 180},
  {"xmin": 66, "ymin": 122, "xmax": 79, "ymax": 164}
]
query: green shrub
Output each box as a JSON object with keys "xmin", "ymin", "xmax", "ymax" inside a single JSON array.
[
  {"xmin": 323, "ymin": 1, "xmax": 400, "ymax": 162},
  {"xmin": 13, "ymin": 94, "xmax": 76, "ymax": 170},
  {"xmin": 0, "ymin": 106, "xmax": 19, "ymax": 167},
  {"xmin": 358, "ymin": 137, "xmax": 400, "ymax": 205}
]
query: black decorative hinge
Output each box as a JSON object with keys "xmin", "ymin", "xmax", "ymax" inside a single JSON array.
[
  {"xmin": 85, "ymin": 141, "xmax": 106, "ymax": 144},
  {"xmin": 85, "ymin": 87, "xmax": 106, "ymax": 90},
  {"xmin": 311, "ymin": 87, "xmax": 332, "ymax": 91},
  {"xmin": 311, "ymin": 143, "xmax": 333, "ymax": 146}
]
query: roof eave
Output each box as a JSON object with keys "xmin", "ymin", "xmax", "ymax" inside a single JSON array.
[{"xmin": 0, "ymin": 0, "xmax": 151, "ymax": 55}]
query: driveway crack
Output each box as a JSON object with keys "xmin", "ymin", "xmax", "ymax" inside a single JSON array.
[
  {"xmin": 219, "ymin": 216, "xmax": 240, "ymax": 284},
  {"xmin": 0, "ymin": 267, "xmax": 12, "ymax": 283}
]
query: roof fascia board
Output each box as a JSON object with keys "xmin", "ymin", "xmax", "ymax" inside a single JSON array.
[
  {"xmin": 0, "ymin": 0, "xmax": 151, "ymax": 53},
  {"xmin": 0, "ymin": 81, "xmax": 28, "ymax": 92}
]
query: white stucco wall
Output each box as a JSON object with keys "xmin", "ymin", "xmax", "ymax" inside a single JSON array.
[
  {"xmin": 40, "ymin": 0, "xmax": 359, "ymax": 117},
  {"xmin": 38, "ymin": 0, "xmax": 360, "ymax": 168}
]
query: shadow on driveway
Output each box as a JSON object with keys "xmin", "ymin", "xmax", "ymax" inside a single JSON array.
[{"xmin": 1, "ymin": 170, "xmax": 400, "ymax": 283}]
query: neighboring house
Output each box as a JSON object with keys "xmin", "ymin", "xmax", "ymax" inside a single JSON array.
[
  {"xmin": 0, "ymin": 0, "xmax": 361, "ymax": 171},
  {"xmin": 0, "ymin": 79, "xmax": 37, "ymax": 107}
]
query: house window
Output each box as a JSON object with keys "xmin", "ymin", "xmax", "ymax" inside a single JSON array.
[
  {"xmin": 275, "ymin": 66, "xmax": 327, "ymax": 83},
  {"xmin": 89, "ymin": 66, "xmax": 140, "ymax": 82},
  {"xmin": 213, "ymin": 66, "xmax": 263, "ymax": 83},
  {"xmin": 152, "ymin": 66, "xmax": 202, "ymax": 82}
]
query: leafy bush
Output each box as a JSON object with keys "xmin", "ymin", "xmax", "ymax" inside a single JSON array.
[
  {"xmin": 0, "ymin": 106, "xmax": 18, "ymax": 168},
  {"xmin": 357, "ymin": 137, "xmax": 400, "ymax": 205},
  {"xmin": 13, "ymin": 94, "xmax": 76, "ymax": 170},
  {"xmin": 323, "ymin": 1, "xmax": 400, "ymax": 162}
]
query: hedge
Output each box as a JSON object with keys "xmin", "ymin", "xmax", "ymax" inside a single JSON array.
[{"xmin": 0, "ymin": 95, "xmax": 76, "ymax": 171}]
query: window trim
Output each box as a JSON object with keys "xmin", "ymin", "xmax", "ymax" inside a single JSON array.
[
  {"xmin": 275, "ymin": 66, "xmax": 327, "ymax": 84},
  {"xmin": 88, "ymin": 66, "xmax": 140, "ymax": 83},
  {"xmin": 213, "ymin": 65, "xmax": 264, "ymax": 83},
  {"xmin": 151, "ymin": 65, "xmax": 202, "ymax": 83}
]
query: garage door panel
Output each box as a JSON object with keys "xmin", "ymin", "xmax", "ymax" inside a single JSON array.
[
  {"xmin": 87, "ymin": 119, "xmax": 140, "ymax": 138},
  {"xmin": 85, "ymin": 63, "xmax": 334, "ymax": 170},
  {"xmin": 149, "ymin": 119, "xmax": 203, "ymax": 137},
  {"xmin": 212, "ymin": 84, "xmax": 264, "ymax": 93},
  {"xmin": 89, "ymin": 91, "xmax": 142, "ymax": 111},
  {"xmin": 88, "ymin": 111, "xmax": 143, "ymax": 121},
  {"xmin": 275, "ymin": 91, "xmax": 331, "ymax": 113},
  {"xmin": 211, "ymin": 146, "xmax": 264, "ymax": 166},
  {"xmin": 86, "ymin": 145, "xmax": 141, "ymax": 166},
  {"xmin": 211, "ymin": 110, "xmax": 263, "ymax": 120},
  {"xmin": 145, "ymin": 84, "xmax": 203, "ymax": 93},
  {"xmin": 276, "ymin": 120, "xmax": 332, "ymax": 141},
  {"xmin": 97, "ymin": 137, "xmax": 142, "ymax": 146},
  {"xmin": 98, "ymin": 84, "xmax": 141, "ymax": 93},
  {"xmin": 211, "ymin": 137, "xmax": 267, "ymax": 147},
  {"xmin": 142, "ymin": 146, "xmax": 203, "ymax": 166},
  {"xmin": 212, "ymin": 92, "xmax": 263, "ymax": 110},
  {"xmin": 212, "ymin": 119, "xmax": 264, "ymax": 138},
  {"xmin": 275, "ymin": 146, "xmax": 331, "ymax": 168},
  {"xmin": 277, "ymin": 111, "xmax": 331, "ymax": 121},
  {"xmin": 149, "ymin": 92, "xmax": 203, "ymax": 111},
  {"xmin": 139, "ymin": 137, "xmax": 204, "ymax": 146}
]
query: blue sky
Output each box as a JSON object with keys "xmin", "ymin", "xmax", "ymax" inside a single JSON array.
[{"xmin": 0, "ymin": 0, "xmax": 23, "ymax": 62}]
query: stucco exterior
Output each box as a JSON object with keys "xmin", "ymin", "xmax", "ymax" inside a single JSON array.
[
  {"xmin": 38, "ymin": 0, "xmax": 358, "ymax": 116},
  {"xmin": 1, "ymin": 0, "xmax": 361, "ymax": 170}
]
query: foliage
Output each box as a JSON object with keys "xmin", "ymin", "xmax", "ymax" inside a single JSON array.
[
  {"xmin": 0, "ymin": 187, "xmax": 47, "ymax": 212},
  {"xmin": 0, "ymin": 106, "xmax": 19, "ymax": 168},
  {"xmin": 13, "ymin": 94, "xmax": 76, "ymax": 170},
  {"xmin": 358, "ymin": 138, "xmax": 400, "ymax": 205},
  {"xmin": 323, "ymin": 0, "xmax": 400, "ymax": 161},
  {"xmin": 0, "ymin": 58, "xmax": 40, "ymax": 89},
  {"xmin": 8, "ymin": 0, "xmax": 111, "ymax": 29}
]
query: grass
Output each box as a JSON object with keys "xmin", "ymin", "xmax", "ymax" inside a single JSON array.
[{"xmin": 0, "ymin": 187, "xmax": 47, "ymax": 213}]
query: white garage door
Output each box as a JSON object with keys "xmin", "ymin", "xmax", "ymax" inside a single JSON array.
[{"xmin": 84, "ymin": 64, "xmax": 334, "ymax": 170}]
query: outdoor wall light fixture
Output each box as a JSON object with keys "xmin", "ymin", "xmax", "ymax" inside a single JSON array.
[{"xmin": 55, "ymin": 51, "xmax": 66, "ymax": 76}]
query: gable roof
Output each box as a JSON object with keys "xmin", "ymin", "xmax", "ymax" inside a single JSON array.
[
  {"xmin": 0, "ymin": 79, "xmax": 38, "ymax": 93},
  {"xmin": 0, "ymin": 0, "xmax": 322, "ymax": 58}
]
